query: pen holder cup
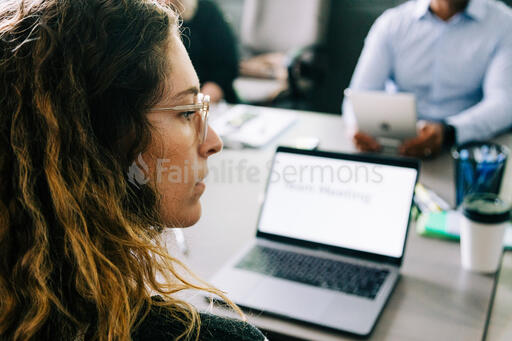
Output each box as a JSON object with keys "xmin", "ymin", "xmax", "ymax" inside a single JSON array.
[{"xmin": 452, "ymin": 142, "xmax": 509, "ymax": 207}]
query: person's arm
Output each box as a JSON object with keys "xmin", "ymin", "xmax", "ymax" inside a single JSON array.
[
  {"xmin": 342, "ymin": 11, "xmax": 395, "ymax": 152},
  {"xmin": 200, "ymin": 1, "xmax": 239, "ymax": 103},
  {"xmin": 400, "ymin": 32, "xmax": 512, "ymax": 158},
  {"xmin": 342, "ymin": 11, "xmax": 395, "ymax": 127},
  {"xmin": 444, "ymin": 32, "xmax": 512, "ymax": 144}
]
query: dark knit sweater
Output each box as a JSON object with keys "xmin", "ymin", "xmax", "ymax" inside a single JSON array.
[{"xmin": 132, "ymin": 301, "xmax": 266, "ymax": 341}]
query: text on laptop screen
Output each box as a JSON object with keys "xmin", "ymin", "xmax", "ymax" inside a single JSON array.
[{"xmin": 258, "ymin": 152, "xmax": 418, "ymax": 258}]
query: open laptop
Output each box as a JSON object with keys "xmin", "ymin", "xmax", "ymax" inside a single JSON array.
[
  {"xmin": 210, "ymin": 147, "xmax": 419, "ymax": 336},
  {"xmin": 344, "ymin": 89, "xmax": 417, "ymax": 146}
]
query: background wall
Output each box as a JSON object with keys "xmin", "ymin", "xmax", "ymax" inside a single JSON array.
[{"xmin": 314, "ymin": 0, "xmax": 406, "ymax": 113}]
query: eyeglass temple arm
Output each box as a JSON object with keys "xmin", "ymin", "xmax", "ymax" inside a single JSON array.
[{"xmin": 149, "ymin": 103, "xmax": 205, "ymax": 112}]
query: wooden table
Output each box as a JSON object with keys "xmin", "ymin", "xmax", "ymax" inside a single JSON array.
[{"xmin": 167, "ymin": 106, "xmax": 512, "ymax": 341}]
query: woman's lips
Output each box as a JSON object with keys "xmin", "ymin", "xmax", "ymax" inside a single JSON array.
[{"xmin": 194, "ymin": 170, "xmax": 208, "ymax": 195}]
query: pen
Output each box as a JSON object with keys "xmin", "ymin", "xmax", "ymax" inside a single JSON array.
[
  {"xmin": 415, "ymin": 183, "xmax": 442, "ymax": 212},
  {"xmin": 426, "ymin": 188, "xmax": 451, "ymax": 211}
]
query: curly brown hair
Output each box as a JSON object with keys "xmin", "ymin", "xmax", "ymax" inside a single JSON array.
[{"xmin": 0, "ymin": 0, "xmax": 238, "ymax": 340}]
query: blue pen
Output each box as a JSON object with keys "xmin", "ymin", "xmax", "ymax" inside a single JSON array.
[{"xmin": 457, "ymin": 149, "xmax": 472, "ymax": 205}]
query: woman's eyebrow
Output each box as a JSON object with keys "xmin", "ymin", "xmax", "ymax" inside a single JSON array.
[{"xmin": 173, "ymin": 86, "xmax": 199, "ymax": 101}]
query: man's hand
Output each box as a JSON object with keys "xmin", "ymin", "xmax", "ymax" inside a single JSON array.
[
  {"xmin": 399, "ymin": 121, "xmax": 444, "ymax": 158},
  {"xmin": 201, "ymin": 82, "xmax": 224, "ymax": 103},
  {"xmin": 353, "ymin": 131, "xmax": 382, "ymax": 152}
]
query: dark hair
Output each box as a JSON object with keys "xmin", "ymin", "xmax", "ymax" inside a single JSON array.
[{"xmin": 0, "ymin": 1, "xmax": 234, "ymax": 340}]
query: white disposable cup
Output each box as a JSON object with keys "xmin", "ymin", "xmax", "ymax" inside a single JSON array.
[
  {"xmin": 459, "ymin": 193, "xmax": 511, "ymax": 273},
  {"xmin": 460, "ymin": 217, "xmax": 508, "ymax": 273}
]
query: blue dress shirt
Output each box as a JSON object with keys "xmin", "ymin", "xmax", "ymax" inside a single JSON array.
[{"xmin": 343, "ymin": 0, "xmax": 512, "ymax": 144}]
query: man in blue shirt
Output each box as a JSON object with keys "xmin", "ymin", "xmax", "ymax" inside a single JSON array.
[{"xmin": 343, "ymin": 0, "xmax": 512, "ymax": 157}]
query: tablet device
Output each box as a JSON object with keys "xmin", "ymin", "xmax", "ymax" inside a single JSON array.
[{"xmin": 344, "ymin": 89, "xmax": 417, "ymax": 141}]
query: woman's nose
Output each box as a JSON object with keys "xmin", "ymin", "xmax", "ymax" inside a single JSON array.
[{"xmin": 199, "ymin": 125, "xmax": 223, "ymax": 157}]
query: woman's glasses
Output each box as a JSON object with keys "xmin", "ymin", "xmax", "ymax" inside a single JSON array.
[{"xmin": 149, "ymin": 93, "xmax": 210, "ymax": 144}]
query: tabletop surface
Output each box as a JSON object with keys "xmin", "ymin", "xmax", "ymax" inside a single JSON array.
[{"xmin": 166, "ymin": 106, "xmax": 512, "ymax": 341}]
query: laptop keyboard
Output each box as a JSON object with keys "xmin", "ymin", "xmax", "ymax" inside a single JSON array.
[{"xmin": 235, "ymin": 246, "xmax": 390, "ymax": 299}]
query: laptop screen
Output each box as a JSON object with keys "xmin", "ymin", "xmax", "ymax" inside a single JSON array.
[{"xmin": 257, "ymin": 150, "xmax": 418, "ymax": 258}]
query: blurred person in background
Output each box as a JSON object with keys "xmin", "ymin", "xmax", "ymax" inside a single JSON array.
[
  {"xmin": 0, "ymin": 0, "xmax": 266, "ymax": 340},
  {"xmin": 343, "ymin": 0, "xmax": 512, "ymax": 158},
  {"xmin": 172, "ymin": 0, "xmax": 240, "ymax": 103}
]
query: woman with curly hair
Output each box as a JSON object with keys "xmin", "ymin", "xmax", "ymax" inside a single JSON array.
[{"xmin": 0, "ymin": 0, "xmax": 266, "ymax": 340}]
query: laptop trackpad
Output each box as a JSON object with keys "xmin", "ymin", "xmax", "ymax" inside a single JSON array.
[{"xmin": 244, "ymin": 278, "xmax": 331, "ymax": 320}]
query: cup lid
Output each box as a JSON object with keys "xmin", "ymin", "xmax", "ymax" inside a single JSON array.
[{"xmin": 462, "ymin": 193, "xmax": 511, "ymax": 224}]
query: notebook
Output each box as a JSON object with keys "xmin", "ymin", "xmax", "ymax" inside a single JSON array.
[{"xmin": 210, "ymin": 105, "xmax": 297, "ymax": 148}]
